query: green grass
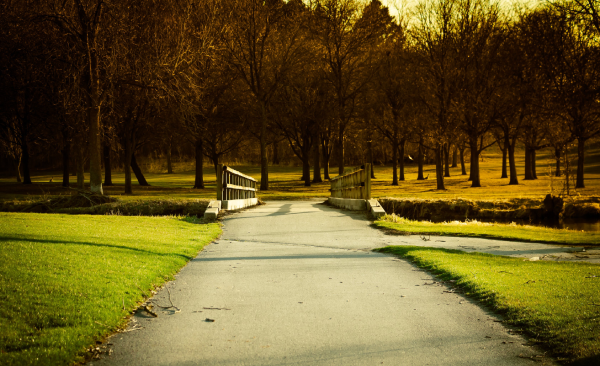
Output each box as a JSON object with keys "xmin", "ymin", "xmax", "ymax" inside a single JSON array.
[
  {"xmin": 374, "ymin": 215, "xmax": 600, "ymax": 245},
  {"xmin": 0, "ymin": 212, "xmax": 221, "ymax": 366},
  {"xmin": 374, "ymin": 245, "xmax": 600, "ymax": 362},
  {"xmin": 1, "ymin": 144, "xmax": 599, "ymax": 202}
]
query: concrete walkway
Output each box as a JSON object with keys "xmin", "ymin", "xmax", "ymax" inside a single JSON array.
[{"xmin": 92, "ymin": 201, "xmax": 560, "ymax": 366}]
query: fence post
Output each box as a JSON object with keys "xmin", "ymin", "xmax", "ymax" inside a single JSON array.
[
  {"xmin": 365, "ymin": 163, "xmax": 371, "ymax": 200},
  {"xmin": 216, "ymin": 164, "xmax": 223, "ymax": 201}
]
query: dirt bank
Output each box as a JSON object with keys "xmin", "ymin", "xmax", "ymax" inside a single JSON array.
[{"xmin": 379, "ymin": 196, "xmax": 600, "ymax": 222}]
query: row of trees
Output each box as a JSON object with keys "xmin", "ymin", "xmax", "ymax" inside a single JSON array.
[{"xmin": 1, "ymin": 0, "xmax": 599, "ymax": 194}]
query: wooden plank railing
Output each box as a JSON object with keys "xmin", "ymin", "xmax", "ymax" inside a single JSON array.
[
  {"xmin": 330, "ymin": 163, "xmax": 371, "ymax": 200},
  {"xmin": 216, "ymin": 165, "xmax": 257, "ymax": 201}
]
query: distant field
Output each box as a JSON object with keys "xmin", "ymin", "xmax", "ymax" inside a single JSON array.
[{"xmin": 1, "ymin": 145, "xmax": 598, "ymax": 202}]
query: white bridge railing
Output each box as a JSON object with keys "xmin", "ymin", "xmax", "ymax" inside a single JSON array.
[
  {"xmin": 217, "ymin": 165, "xmax": 257, "ymax": 201},
  {"xmin": 204, "ymin": 165, "xmax": 259, "ymax": 219},
  {"xmin": 330, "ymin": 164, "xmax": 371, "ymax": 200},
  {"xmin": 328, "ymin": 163, "xmax": 385, "ymax": 217}
]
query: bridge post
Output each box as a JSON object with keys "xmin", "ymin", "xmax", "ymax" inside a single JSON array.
[
  {"xmin": 365, "ymin": 163, "xmax": 371, "ymax": 200},
  {"xmin": 216, "ymin": 164, "xmax": 223, "ymax": 201}
]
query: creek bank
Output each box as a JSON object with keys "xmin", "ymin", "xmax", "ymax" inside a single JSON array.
[
  {"xmin": 0, "ymin": 193, "xmax": 209, "ymax": 217},
  {"xmin": 379, "ymin": 196, "xmax": 600, "ymax": 223}
]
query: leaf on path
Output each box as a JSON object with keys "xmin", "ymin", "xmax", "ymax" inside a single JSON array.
[{"xmin": 143, "ymin": 304, "xmax": 158, "ymax": 317}]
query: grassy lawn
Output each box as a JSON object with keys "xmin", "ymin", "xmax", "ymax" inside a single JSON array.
[
  {"xmin": 375, "ymin": 245, "xmax": 600, "ymax": 363},
  {"xmin": 374, "ymin": 215, "xmax": 600, "ymax": 246},
  {"xmin": 1, "ymin": 144, "xmax": 599, "ymax": 202},
  {"xmin": 0, "ymin": 212, "xmax": 221, "ymax": 366}
]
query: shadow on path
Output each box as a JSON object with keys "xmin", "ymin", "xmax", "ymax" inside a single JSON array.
[{"xmin": 193, "ymin": 252, "xmax": 376, "ymax": 262}]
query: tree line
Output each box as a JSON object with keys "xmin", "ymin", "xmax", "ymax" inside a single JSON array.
[{"xmin": 1, "ymin": 0, "xmax": 599, "ymax": 194}]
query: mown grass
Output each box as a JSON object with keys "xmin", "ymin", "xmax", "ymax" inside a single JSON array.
[
  {"xmin": 374, "ymin": 215, "xmax": 600, "ymax": 246},
  {"xmin": 0, "ymin": 212, "xmax": 221, "ymax": 366},
  {"xmin": 1, "ymin": 144, "xmax": 599, "ymax": 202},
  {"xmin": 374, "ymin": 245, "xmax": 600, "ymax": 363}
]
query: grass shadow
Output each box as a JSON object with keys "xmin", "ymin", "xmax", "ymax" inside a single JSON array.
[{"xmin": 0, "ymin": 235, "xmax": 195, "ymax": 260}]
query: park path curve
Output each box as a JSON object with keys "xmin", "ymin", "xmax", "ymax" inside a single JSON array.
[{"xmin": 92, "ymin": 200, "xmax": 557, "ymax": 366}]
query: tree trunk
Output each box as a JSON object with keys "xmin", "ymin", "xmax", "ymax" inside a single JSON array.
[
  {"xmin": 435, "ymin": 143, "xmax": 445, "ymax": 190},
  {"xmin": 469, "ymin": 136, "xmax": 481, "ymax": 188},
  {"xmin": 210, "ymin": 154, "xmax": 218, "ymax": 175},
  {"xmin": 451, "ymin": 146, "xmax": 458, "ymax": 167},
  {"xmin": 14, "ymin": 155, "xmax": 22, "ymax": 183},
  {"xmin": 508, "ymin": 140, "xmax": 518, "ymax": 185},
  {"xmin": 337, "ymin": 125, "xmax": 345, "ymax": 175},
  {"xmin": 131, "ymin": 153, "xmax": 150, "ymax": 186},
  {"xmin": 21, "ymin": 135, "xmax": 31, "ymax": 184},
  {"xmin": 260, "ymin": 103, "xmax": 269, "ymax": 190},
  {"xmin": 392, "ymin": 140, "xmax": 398, "ymax": 185},
  {"xmin": 312, "ymin": 132, "xmax": 322, "ymax": 183},
  {"xmin": 576, "ymin": 137, "xmax": 585, "ymax": 188},
  {"xmin": 124, "ymin": 138, "xmax": 133, "ymax": 194},
  {"xmin": 399, "ymin": 139, "xmax": 406, "ymax": 181},
  {"xmin": 103, "ymin": 143, "xmax": 113, "ymax": 186},
  {"xmin": 302, "ymin": 154, "xmax": 311, "ymax": 187},
  {"xmin": 76, "ymin": 146, "xmax": 85, "ymax": 190},
  {"xmin": 322, "ymin": 137, "xmax": 331, "ymax": 180},
  {"xmin": 87, "ymin": 94, "xmax": 103, "ymax": 194},
  {"xmin": 62, "ymin": 135, "xmax": 70, "ymax": 188},
  {"xmin": 443, "ymin": 143, "xmax": 450, "ymax": 177},
  {"xmin": 554, "ymin": 147, "xmax": 561, "ymax": 177},
  {"xmin": 500, "ymin": 140, "xmax": 508, "ymax": 179},
  {"xmin": 417, "ymin": 136, "xmax": 425, "ymax": 180},
  {"xmin": 531, "ymin": 149, "xmax": 538, "ymax": 179},
  {"xmin": 77, "ymin": 162, "xmax": 85, "ymax": 189},
  {"xmin": 524, "ymin": 146, "xmax": 533, "ymax": 180},
  {"xmin": 85, "ymin": 36, "xmax": 103, "ymax": 195},
  {"xmin": 300, "ymin": 159, "xmax": 308, "ymax": 181},
  {"xmin": 459, "ymin": 147, "xmax": 467, "ymax": 175},
  {"xmin": 564, "ymin": 147, "xmax": 571, "ymax": 195},
  {"xmin": 194, "ymin": 139, "xmax": 204, "ymax": 189},
  {"xmin": 166, "ymin": 138, "xmax": 173, "ymax": 174},
  {"xmin": 272, "ymin": 141, "xmax": 280, "ymax": 165},
  {"xmin": 367, "ymin": 136, "xmax": 375, "ymax": 179}
]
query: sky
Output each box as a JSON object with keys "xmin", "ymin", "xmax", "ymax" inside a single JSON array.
[{"xmin": 380, "ymin": 0, "xmax": 542, "ymax": 19}]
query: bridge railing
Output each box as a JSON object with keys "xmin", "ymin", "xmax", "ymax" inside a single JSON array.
[
  {"xmin": 330, "ymin": 163, "xmax": 371, "ymax": 200},
  {"xmin": 216, "ymin": 165, "xmax": 257, "ymax": 201}
]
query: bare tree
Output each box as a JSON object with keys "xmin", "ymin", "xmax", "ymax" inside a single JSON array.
[
  {"xmin": 412, "ymin": 0, "xmax": 461, "ymax": 190},
  {"xmin": 310, "ymin": 0, "xmax": 392, "ymax": 176},
  {"xmin": 43, "ymin": 0, "xmax": 113, "ymax": 194},
  {"xmin": 524, "ymin": 5, "xmax": 600, "ymax": 188},
  {"xmin": 271, "ymin": 58, "xmax": 329, "ymax": 186},
  {"xmin": 492, "ymin": 11, "xmax": 539, "ymax": 185},
  {"xmin": 452, "ymin": 0, "xmax": 505, "ymax": 187},
  {"xmin": 223, "ymin": 0, "xmax": 305, "ymax": 190},
  {"xmin": 372, "ymin": 17, "xmax": 416, "ymax": 185}
]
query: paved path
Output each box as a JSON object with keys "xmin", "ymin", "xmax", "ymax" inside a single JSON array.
[{"xmin": 93, "ymin": 201, "xmax": 560, "ymax": 366}]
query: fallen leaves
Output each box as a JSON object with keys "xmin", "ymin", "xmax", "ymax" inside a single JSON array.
[
  {"xmin": 143, "ymin": 304, "xmax": 158, "ymax": 317},
  {"xmin": 87, "ymin": 343, "xmax": 113, "ymax": 360},
  {"xmin": 517, "ymin": 353, "xmax": 546, "ymax": 362}
]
